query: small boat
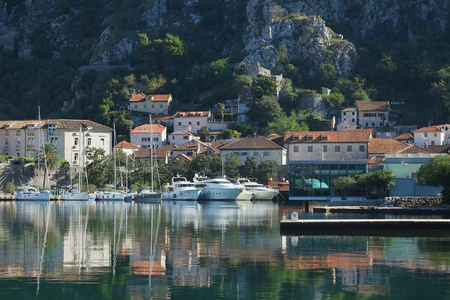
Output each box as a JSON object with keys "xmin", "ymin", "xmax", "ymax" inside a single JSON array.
[
  {"xmin": 61, "ymin": 187, "xmax": 88, "ymax": 201},
  {"xmin": 95, "ymin": 191, "xmax": 125, "ymax": 201},
  {"xmin": 236, "ymin": 178, "xmax": 279, "ymax": 201},
  {"xmin": 268, "ymin": 178, "xmax": 289, "ymax": 200},
  {"xmin": 16, "ymin": 186, "xmax": 51, "ymax": 201},
  {"xmin": 134, "ymin": 189, "xmax": 161, "ymax": 203},
  {"xmin": 162, "ymin": 175, "xmax": 201, "ymax": 201},
  {"xmin": 194, "ymin": 174, "xmax": 244, "ymax": 201}
]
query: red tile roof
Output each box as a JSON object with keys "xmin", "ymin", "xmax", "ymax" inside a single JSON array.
[
  {"xmin": 399, "ymin": 144, "xmax": 430, "ymax": 153},
  {"xmin": 115, "ymin": 141, "xmax": 140, "ymax": 149},
  {"xmin": 174, "ymin": 111, "xmax": 210, "ymax": 118},
  {"xmin": 170, "ymin": 130, "xmax": 195, "ymax": 136},
  {"xmin": 151, "ymin": 94, "xmax": 172, "ymax": 102},
  {"xmin": 355, "ymin": 100, "xmax": 390, "ymax": 111},
  {"xmin": 368, "ymin": 138, "xmax": 409, "ymax": 154},
  {"xmin": 395, "ymin": 133, "xmax": 414, "ymax": 141},
  {"xmin": 220, "ymin": 137, "xmax": 285, "ymax": 150},
  {"xmin": 413, "ymin": 126, "xmax": 444, "ymax": 133},
  {"xmin": 284, "ymin": 131, "xmax": 372, "ymax": 143},
  {"xmin": 130, "ymin": 123, "xmax": 166, "ymax": 134},
  {"xmin": 129, "ymin": 93, "xmax": 147, "ymax": 102}
]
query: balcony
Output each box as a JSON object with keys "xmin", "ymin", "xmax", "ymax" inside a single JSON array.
[
  {"xmin": 27, "ymin": 131, "xmax": 34, "ymax": 135},
  {"xmin": 27, "ymin": 144, "xmax": 34, "ymax": 148},
  {"xmin": 4, "ymin": 144, "xmax": 8, "ymax": 148},
  {"xmin": 15, "ymin": 144, "xmax": 20, "ymax": 148}
]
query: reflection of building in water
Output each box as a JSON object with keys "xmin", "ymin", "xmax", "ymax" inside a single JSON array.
[{"xmin": 280, "ymin": 235, "xmax": 450, "ymax": 297}]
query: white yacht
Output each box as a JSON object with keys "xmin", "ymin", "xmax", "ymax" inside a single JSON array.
[
  {"xmin": 16, "ymin": 186, "xmax": 51, "ymax": 201},
  {"xmin": 95, "ymin": 190, "xmax": 125, "ymax": 201},
  {"xmin": 236, "ymin": 178, "xmax": 279, "ymax": 201},
  {"xmin": 61, "ymin": 187, "xmax": 88, "ymax": 201},
  {"xmin": 193, "ymin": 174, "xmax": 244, "ymax": 201},
  {"xmin": 162, "ymin": 175, "xmax": 201, "ymax": 200}
]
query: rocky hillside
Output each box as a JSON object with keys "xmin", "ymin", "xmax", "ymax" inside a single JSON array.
[{"xmin": 0, "ymin": 0, "xmax": 449, "ymax": 122}]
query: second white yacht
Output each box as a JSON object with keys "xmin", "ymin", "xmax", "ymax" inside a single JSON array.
[{"xmin": 194, "ymin": 174, "xmax": 244, "ymax": 201}]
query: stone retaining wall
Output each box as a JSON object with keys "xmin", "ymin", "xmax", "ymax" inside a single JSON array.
[
  {"xmin": 385, "ymin": 196, "xmax": 443, "ymax": 208},
  {"xmin": 328, "ymin": 199, "xmax": 386, "ymax": 207}
]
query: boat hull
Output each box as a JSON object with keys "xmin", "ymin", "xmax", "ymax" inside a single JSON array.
[
  {"xmin": 162, "ymin": 188, "xmax": 201, "ymax": 201},
  {"xmin": 61, "ymin": 192, "xmax": 89, "ymax": 201},
  {"xmin": 16, "ymin": 191, "xmax": 51, "ymax": 201},
  {"xmin": 134, "ymin": 192, "xmax": 161, "ymax": 203},
  {"xmin": 247, "ymin": 189, "xmax": 279, "ymax": 201},
  {"xmin": 198, "ymin": 187, "xmax": 244, "ymax": 201},
  {"xmin": 95, "ymin": 192, "xmax": 125, "ymax": 201}
]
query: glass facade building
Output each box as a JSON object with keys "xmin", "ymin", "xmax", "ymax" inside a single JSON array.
[{"xmin": 289, "ymin": 160, "xmax": 367, "ymax": 200}]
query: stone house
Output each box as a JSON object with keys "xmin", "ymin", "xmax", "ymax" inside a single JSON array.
[
  {"xmin": 129, "ymin": 93, "xmax": 172, "ymax": 114},
  {"xmin": 130, "ymin": 123, "xmax": 167, "ymax": 149}
]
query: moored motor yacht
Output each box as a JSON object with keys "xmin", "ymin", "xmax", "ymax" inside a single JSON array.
[
  {"xmin": 193, "ymin": 174, "xmax": 244, "ymax": 201},
  {"xmin": 236, "ymin": 178, "xmax": 279, "ymax": 201},
  {"xmin": 162, "ymin": 175, "xmax": 201, "ymax": 200},
  {"xmin": 134, "ymin": 188, "xmax": 161, "ymax": 203}
]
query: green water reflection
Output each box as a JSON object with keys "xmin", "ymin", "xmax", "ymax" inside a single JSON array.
[{"xmin": 0, "ymin": 201, "xmax": 449, "ymax": 299}]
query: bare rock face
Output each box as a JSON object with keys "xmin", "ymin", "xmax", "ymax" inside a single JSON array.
[{"xmin": 244, "ymin": 0, "xmax": 357, "ymax": 79}]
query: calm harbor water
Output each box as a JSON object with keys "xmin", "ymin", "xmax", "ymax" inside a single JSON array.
[{"xmin": 1, "ymin": 200, "xmax": 450, "ymax": 299}]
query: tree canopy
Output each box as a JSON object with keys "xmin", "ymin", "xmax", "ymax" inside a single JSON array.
[{"xmin": 417, "ymin": 155, "xmax": 450, "ymax": 203}]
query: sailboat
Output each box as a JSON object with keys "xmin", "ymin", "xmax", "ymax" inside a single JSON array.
[
  {"xmin": 16, "ymin": 107, "xmax": 51, "ymax": 201},
  {"xmin": 135, "ymin": 115, "xmax": 161, "ymax": 203},
  {"xmin": 62, "ymin": 126, "xmax": 89, "ymax": 201},
  {"xmin": 96, "ymin": 124, "xmax": 125, "ymax": 201}
]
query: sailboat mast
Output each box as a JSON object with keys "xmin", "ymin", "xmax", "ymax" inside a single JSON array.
[
  {"xmin": 113, "ymin": 123, "xmax": 116, "ymax": 193},
  {"xmin": 37, "ymin": 106, "xmax": 41, "ymax": 192},
  {"xmin": 79, "ymin": 126, "xmax": 82, "ymax": 191},
  {"xmin": 150, "ymin": 115, "xmax": 154, "ymax": 192}
]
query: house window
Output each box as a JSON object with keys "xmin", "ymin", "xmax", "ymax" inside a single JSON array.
[
  {"xmin": 321, "ymin": 136, "xmax": 328, "ymax": 141},
  {"xmin": 16, "ymin": 131, "xmax": 20, "ymax": 135},
  {"xmin": 347, "ymin": 145, "xmax": 352, "ymax": 152},
  {"xmin": 74, "ymin": 137, "xmax": 78, "ymax": 146},
  {"xmin": 151, "ymin": 104, "xmax": 155, "ymax": 108},
  {"xmin": 431, "ymin": 141, "xmax": 435, "ymax": 145},
  {"xmin": 372, "ymin": 123, "xmax": 375, "ymax": 127},
  {"xmin": 183, "ymin": 136, "xmax": 189, "ymax": 139},
  {"xmin": 322, "ymin": 145, "xmax": 327, "ymax": 152},
  {"xmin": 134, "ymin": 105, "xmax": 138, "ymax": 109},
  {"xmin": 365, "ymin": 123, "xmax": 369, "ymax": 127},
  {"xmin": 424, "ymin": 133, "xmax": 428, "ymax": 137},
  {"xmin": 101, "ymin": 138, "xmax": 105, "ymax": 146},
  {"xmin": 253, "ymin": 152, "xmax": 259, "ymax": 156},
  {"xmin": 307, "ymin": 136, "xmax": 313, "ymax": 140},
  {"xmin": 335, "ymin": 145, "xmax": 340, "ymax": 152},
  {"xmin": 178, "ymin": 122, "xmax": 181, "ymax": 126},
  {"xmin": 352, "ymin": 118, "xmax": 355, "ymax": 122},
  {"xmin": 153, "ymin": 137, "xmax": 159, "ymax": 141},
  {"xmin": 51, "ymin": 137, "xmax": 58, "ymax": 146},
  {"xmin": 241, "ymin": 152, "xmax": 249, "ymax": 156},
  {"xmin": 172, "ymin": 136, "xmax": 175, "ymax": 140},
  {"xmin": 359, "ymin": 145, "xmax": 365, "ymax": 152},
  {"xmin": 386, "ymin": 132, "xmax": 391, "ymax": 137},
  {"xmin": 379, "ymin": 123, "xmax": 383, "ymax": 126},
  {"xmin": 197, "ymin": 122, "xmax": 200, "ymax": 126},
  {"xmin": 307, "ymin": 146, "xmax": 313, "ymax": 152},
  {"xmin": 352, "ymin": 112, "xmax": 355, "ymax": 115},
  {"xmin": 143, "ymin": 105, "xmax": 146, "ymax": 109},
  {"xmin": 263, "ymin": 152, "xmax": 269, "ymax": 156},
  {"xmin": 160, "ymin": 104, "xmax": 163, "ymax": 108},
  {"xmin": 16, "ymin": 153, "xmax": 20, "ymax": 157},
  {"xmin": 74, "ymin": 152, "xmax": 78, "ymax": 162},
  {"xmin": 294, "ymin": 146, "xmax": 299, "ymax": 152},
  {"xmin": 343, "ymin": 112, "xmax": 346, "ymax": 116},
  {"xmin": 378, "ymin": 113, "xmax": 384, "ymax": 117},
  {"xmin": 87, "ymin": 138, "xmax": 92, "ymax": 146},
  {"xmin": 434, "ymin": 133, "xmax": 437, "ymax": 137}
]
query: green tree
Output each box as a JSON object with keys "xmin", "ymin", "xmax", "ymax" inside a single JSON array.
[
  {"xmin": 255, "ymin": 160, "xmax": 279, "ymax": 185},
  {"xmin": 324, "ymin": 92, "xmax": 345, "ymax": 108},
  {"xmin": 266, "ymin": 113, "xmax": 309, "ymax": 135},
  {"xmin": 222, "ymin": 129, "xmax": 241, "ymax": 139},
  {"xmin": 431, "ymin": 65, "xmax": 450, "ymax": 118},
  {"xmin": 417, "ymin": 155, "xmax": 450, "ymax": 203},
  {"xmin": 240, "ymin": 156, "xmax": 258, "ymax": 178},
  {"xmin": 216, "ymin": 102, "xmax": 225, "ymax": 121},
  {"xmin": 316, "ymin": 63, "xmax": 336, "ymax": 88},
  {"xmin": 198, "ymin": 126, "xmax": 211, "ymax": 141},
  {"xmin": 356, "ymin": 170, "xmax": 396, "ymax": 199},
  {"xmin": 251, "ymin": 76, "xmax": 278, "ymax": 98},
  {"xmin": 234, "ymin": 75, "xmax": 251, "ymax": 95},
  {"xmin": 3, "ymin": 182, "xmax": 16, "ymax": 194},
  {"xmin": 85, "ymin": 147, "xmax": 110, "ymax": 188},
  {"xmin": 153, "ymin": 33, "xmax": 185, "ymax": 58},
  {"xmin": 332, "ymin": 176, "xmax": 356, "ymax": 200},
  {"xmin": 247, "ymin": 95, "xmax": 285, "ymax": 128},
  {"xmin": 224, "ymin": 153, "xmax": 240, "ymax": 179},
  {"xmin": 37, "ymin": 142, "xmax": 59, "ymax": 189}
]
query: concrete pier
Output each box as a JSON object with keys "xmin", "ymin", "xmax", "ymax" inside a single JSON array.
[{"xmin": 280, "ymin": 219, "xmax": 450, "ymax": 232}]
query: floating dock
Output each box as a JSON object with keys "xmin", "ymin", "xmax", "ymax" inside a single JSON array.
[{"xmin": 280, "ymin": 219, "xmax": 450, "ymax": 232}]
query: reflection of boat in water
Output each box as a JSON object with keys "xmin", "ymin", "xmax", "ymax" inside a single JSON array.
[
  {"xmin": 236, "ymin": 178, "xmax": 279, "ymax": 201},
  {"xmin": 193, "ymin": 174, "xmax": 244, "ymax": 201},
  {"xmin": 162, "ymin": 175, "xmax": 201, "ymax": 200}
]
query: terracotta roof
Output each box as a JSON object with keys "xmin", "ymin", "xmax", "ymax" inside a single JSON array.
[
  {"xmin": 170, "ymin": 130, "xmax": 195, "ymax": 136},
  {"xmin": 130, "ymin": 123, "xmax": 166, "ymax": 134},
  {"xmin": 209, "ymin": 139, "xmax": 234, "ymax": 149},
  {"xmin": 355, "ymin": 100, "xmax": 390, "ymax": 111},
  {"xmin": 413, "ymin": 126, "xmax": 444, "ymax": 133},
  {"xmin": 220, "ymin": 137, "xmax": 285, "ymax": 150},
  {"xmin": 368, "ymin": 138, "xmax": 408, "ymax": 154},
  {"xmin": 115, "ymin": 141, "xmax": 140, "ymax": 149},
  {"xmin": 342, "ymin": 107, "xmax": 356, "ymax": 112},
  {"xmin": 151, "ymin": 94, "xmax": 172, "ymax": 102},
  {"xmin": 347, "ymin": 128, "xmax": 374, "ymax": 133},
  {"xmin": 368, "ymin": 156, "xmax": 386, "ymax": 164},
  {"xmin": 284, "ymin": 131, "xmax": 372, "ymax": 143},
  {"xmin": 395, "ymin": 132, "xmax": 414, "ymax": 141},
  {"xmin": 153, "ymin": 114, "xmax": 174, "ymax": 120},
  {"xmin": 129, "ymin": 93, "xmax": 147, "ymax": 102},
  {"xmin": 134, "ymin": 145, "xmax": 175, "ymax": 159},
  {"xmin": 399, "ymin": 144, "xmax": 430, "ymax": 153},
  {"xmin": 174, "ymin": 111, "xmax": 210, "ymax": 118},
  {"xmin": 423, "ymin": 145, "xmax": 450, "ymax": 153},
  {"xmin": 0, "ymin": 119, "xmax": 112, "ymax": 132},
  {"xmin": 176, "ymin": 153, "xmax": 193, "ymax": 161}
]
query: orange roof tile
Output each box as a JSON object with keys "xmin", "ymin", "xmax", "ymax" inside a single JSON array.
[
  {"xmin": 174, "ymin": 111, "xmax": 210, "ymax": 118},
  {"xmin": 356, "ymin": 100, "xmax": 390, "ymax": 111},
  {"xmin": 115, "ymin": 141, "xmax": 140, "ymax": 149},
  {"xmin": 129, "ymin": 93, "xmax": 147, "ymax": 102},
  {"xmin": 151, "ymin": 94, "xmax": 172, "ymax": 102},
  {"xmin": 368, "ymin": 138, "xmax": 408, "ymax": 154},
  {"xmin": 395, "ymin": 132, "xmax": 414, "ymax": 140},
  {"xmin": 413, "ymin": 126, "xmax": 444, "ymax": 133},
  {"xmin": 399, "ymin": 144, "xmax": 430, "ymax": 153},
  {"xmin": 284, "ymin": 131, "xmax": 372, "ymax": 143},
  {"xmin": 130, "ymin": 123, "xmax": 166, "ymax": 134}
]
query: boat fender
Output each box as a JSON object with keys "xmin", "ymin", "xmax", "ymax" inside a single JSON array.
[{"xmin": 291, "ymin": 211, "xmax": 298, "ymax": 221}]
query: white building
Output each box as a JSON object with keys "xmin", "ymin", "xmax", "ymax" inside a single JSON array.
[
  {"xmin": 0, "ymin": 119, "xmax": 113, "ymax": 164},
  {"xmin": 130, "ymin": 123, "xmax": 167, "ymax": 148},
  {"xmin": 129, "ymin": 93, "xmax": 172, "ymax": 114},
  {"xmin": 341, "ymin": 100, "xmax": 390, "ymax": 128},
  {"xmin": 173, "ymin": 111, "xmax": 211, "ymax": 134},
  {"xmin": 169, "ymin": 130, "xmax": 199, "ymax": 146},
  {"xmin": 413, "ymin": 126, "xmax": 445, "ymax": 147}
]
